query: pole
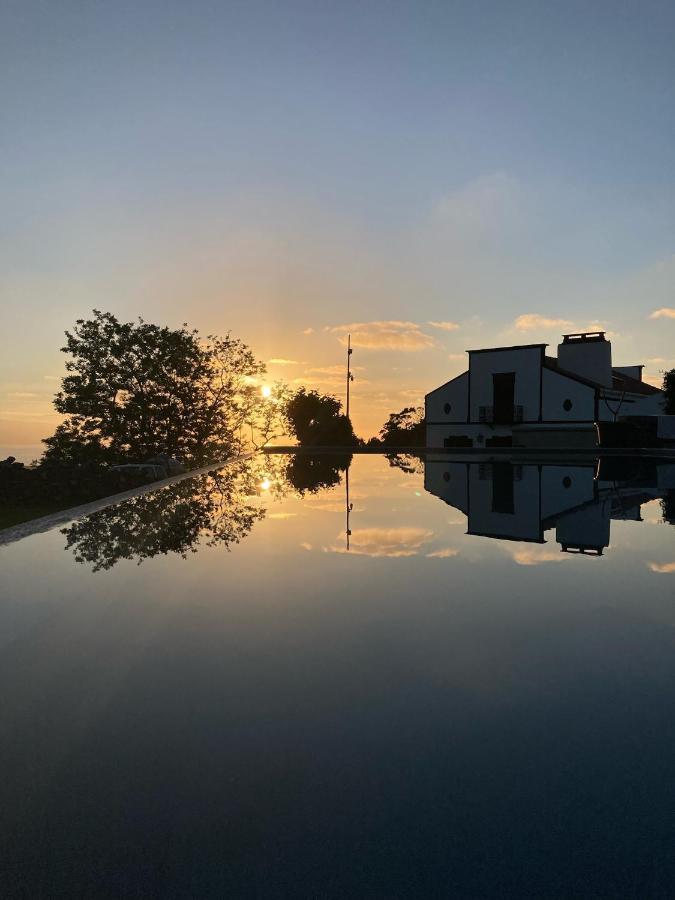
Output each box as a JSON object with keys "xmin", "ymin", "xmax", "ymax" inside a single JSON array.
[
  {"xmin": 346, "ymin": 333, "xmax": 353, "ymax": 420},
  {"xmin": 345, "ymin": 461, "xmax": 352, "ymax": 551}
]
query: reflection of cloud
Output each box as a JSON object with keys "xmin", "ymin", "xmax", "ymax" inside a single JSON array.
[
  {"xmin": 649, "ymin": 308, "xmax": 675, "ymax": 320},
  {"xmin": 427, "ymin": 321, "xmax": 459, "ymax": 332},
  {"xmin": 331, "ymin": 321, "xmax": 436, "ymax": 351},
  {"xmin": 426, "ymin": 547, "xmax": 459, "ymax": 558},
  {"xmin": 513, "ymin": 313, "xmax": 573, "ymax": 332},
  {"xmin": 302, "ymin": 327, "xmax": 314, "ymax": 335},
  {"xmin": 509, "ymin": 546, "xmax": 568, "ymax": 566},
  {"xmin": 325, "ymin": 526, "xmax": 434, "ymax": 557},
  {"xmin": 648, "ymin": 561, "xmax": 675, "ymax": 573},
  {"xmin": 300, "ymin": 542, "xmax": 313, "ymax": 551},
  {"xmin": 268, "ymin": 512, "xmax": 297, "ymax": 519}
]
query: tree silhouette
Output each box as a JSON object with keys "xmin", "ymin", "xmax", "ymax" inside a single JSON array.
[
  {"xmin": 43, "ymin": 310, "xmax": 285, "ymax": 465},
  {"xmin": 285, "ymin": 388, "xmax": 358, "ymax": 446},
  {"xmin": 378, "ymin": 407, "xmax": 425, "ymax": 447}
]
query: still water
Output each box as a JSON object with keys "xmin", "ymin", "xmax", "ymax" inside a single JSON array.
[{"xmin": 1, "ymin": 452, "xmax": 675, "ymax": 898}]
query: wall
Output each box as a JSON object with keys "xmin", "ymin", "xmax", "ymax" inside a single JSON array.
[
  {"xmin": 541, "ymin": 367, "xmax": 596, "ymax": 422},
  {"xmin": 468, "ymin": 347, "xmax": 543, "ymax": 423},
  {"xmin": 425, "ymin": 372, "xmax": 468, "ymax": 424}
]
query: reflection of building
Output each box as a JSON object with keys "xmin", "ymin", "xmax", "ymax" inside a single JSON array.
[
  {"xmin": 426, "ymin": 332, "xmax": 664, "ymax": 449},
  {"xmin": 424, "ymin": 456, "xmax": 669, "ymax": 556}
]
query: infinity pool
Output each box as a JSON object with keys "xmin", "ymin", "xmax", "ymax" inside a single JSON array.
[{"xmin": 2, "ymin": 453, "xmax": 675, "ymax": 898}]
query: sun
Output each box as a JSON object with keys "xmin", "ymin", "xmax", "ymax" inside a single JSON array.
[{"xmin": 261, "ymin": 385, "xmax": 272, "ymax": 398}]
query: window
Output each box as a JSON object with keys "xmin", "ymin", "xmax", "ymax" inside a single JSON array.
[
  {"xmin": 563, "ymin": 398, "xmax": 573, "ymax": 411},
  {"xmin": 444, "ymin": 402, "xmax": 452, "ymax": 414},
  {"xmin": 443, "ymin": 471, "xmax": 450, "ymax": 482},
  {"xmin": 562, "ymin": 476, "xmax": 572, "ymax": 488}
]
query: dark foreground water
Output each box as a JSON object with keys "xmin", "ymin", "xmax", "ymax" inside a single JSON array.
[{"xmin": 1, "ymin": 452, "xmax": 675, "ymax": 899}]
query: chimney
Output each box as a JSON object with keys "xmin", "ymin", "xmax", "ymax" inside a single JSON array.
[{"xmin": 557, "ymin": 332, "xmax": 612, "ymax": 388}]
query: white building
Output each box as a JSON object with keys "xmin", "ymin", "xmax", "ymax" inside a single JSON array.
[{"xmin": 426, "ymin": 331, "xmax": 664, "ymax": 449}]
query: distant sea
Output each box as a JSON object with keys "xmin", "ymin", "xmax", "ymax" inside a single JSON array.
[{"xmin": 0, "ymin": 445, "xmax": 43, "ymax": 465}]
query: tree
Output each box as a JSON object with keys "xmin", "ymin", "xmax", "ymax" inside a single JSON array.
[
  {"xmin": 43, "ymin": 310, "xmax": 285, "ymax": 465},
  {"xmin": 378, "ymin": 406, "xmax": 425, "ymax": 447},
  {"xmin": 662, "ymin": 369, "xmax": 675, "ymax": 415},
  {"xmin": 285, "ymin": 388, "xmax": 359, "ymax": 446}
]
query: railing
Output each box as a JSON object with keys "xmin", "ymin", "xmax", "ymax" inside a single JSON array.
[{"xmin": 478, "ymin": 405, "xmax": 524, "ymax": 424}]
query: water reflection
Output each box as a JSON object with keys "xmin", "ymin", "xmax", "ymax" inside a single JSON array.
[
  {"xmin": 60, "ymin": 451, "xmax": 674, "ymax": 570},
  {"xmin": 63, "ymin": 453, "xmax": 352, "ymax": 570},
  {"xmin": 425, "ymin": 455, "xmax": 675, "ymax": 555}
]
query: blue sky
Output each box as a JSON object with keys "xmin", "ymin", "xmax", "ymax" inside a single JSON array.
[{"xmin": 1, "ymin": 0, "xmax": 674, "ymax": 445}]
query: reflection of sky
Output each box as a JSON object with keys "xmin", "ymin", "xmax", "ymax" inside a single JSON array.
[{"xmin": 2, "ymin": 454, "xmax": 675, "ymax": 894}]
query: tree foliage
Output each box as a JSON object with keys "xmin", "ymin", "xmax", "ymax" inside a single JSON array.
[
  {"xmin": 285, "ymin": 388, "xmax": 358, "ymax": 446},
  {"xmin": 377, "ymin": 406, "xmax": 425, "ymax": 447},
  {"xmin": 663, "ymin": 369, "xmax": 675, "ymax": 415},
  {"xmin": 43, "ymin": 310, "xmax": 285, "ymax": 465}
]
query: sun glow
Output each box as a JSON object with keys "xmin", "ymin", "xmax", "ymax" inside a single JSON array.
[
  {"xmin": 260, "ymin": 478, "xmax": 272, "ymax": 491},
  {"xmin": 261, "ymin": 385, "xmax": 272, "ymax": 398}
]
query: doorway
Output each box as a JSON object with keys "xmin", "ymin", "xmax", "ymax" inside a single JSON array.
[{"xmin": 493, "ymin": 372, "xmax": 515, "ymax": 424}]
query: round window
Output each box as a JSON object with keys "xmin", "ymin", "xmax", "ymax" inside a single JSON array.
[
  {"xmin": 443, "ymin": 471, "xmax": 450, "ymax": 483},
  {"xmin": 444, "ymin": 402, "xmax": 452, "ymax": 414},
  {"xmin": 562, "ymin": 476, "xmax": 572, "ymax": 488},
  {"xmin": 563, "ymin": 399, "xmax": 573, "ymax": 411}
]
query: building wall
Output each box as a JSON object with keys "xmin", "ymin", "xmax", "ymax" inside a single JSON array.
[
  {"xmin": 541, "ymin": 367, "xmax": 595, "ymax": 422},
  {"xmin": 425, "ymin": 371, "xmax": 468, "ymax": 424},
  {"xmin": 468, "ymin": 347, "xmax": 543, "ymax": 423}
]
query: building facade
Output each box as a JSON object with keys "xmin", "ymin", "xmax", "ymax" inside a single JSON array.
[{"xmin": 426, "ymin": 332, "xmax": 664, "ymax": 449}]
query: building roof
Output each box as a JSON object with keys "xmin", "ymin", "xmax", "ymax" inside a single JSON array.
[
  {"xmin": 611, "ymin": 370, "xmax": 661, "ymax": 396},
  {"xmin": 466, "ymin": 343, "xmax": 547, "ymax": 355}
]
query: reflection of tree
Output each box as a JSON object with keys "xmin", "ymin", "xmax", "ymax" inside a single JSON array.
[
  {"xmin": 62, "ymin": 453, "xmax": 354, "ymax": 571},
  {"xmin": 281, "ymin": 452, "xmax": 352, "ymax": 494},
  {"xmin": 63, "ymin": 459, "xmax": 269, "ymax": 571},
  {"xmin": 662, "ymin": 491, "xmax": 675, "ymax": 526},
  {"xmin": 385, "ymin": 452, "xmax": 424, "ymax": 475}
]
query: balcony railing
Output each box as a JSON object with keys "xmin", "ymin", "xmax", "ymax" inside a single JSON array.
[{"xmin": 478, "ymin": 405, "xmax": 524, "ymax": 424}]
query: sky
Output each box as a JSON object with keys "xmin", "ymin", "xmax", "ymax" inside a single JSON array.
[{"xmin": 1, "ymin": 0, "xmax": 675, "ymax": 454}]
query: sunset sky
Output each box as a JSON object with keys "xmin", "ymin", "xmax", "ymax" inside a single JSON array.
[{"xmin": 2, "ymin": 1, "xmax": 675, "ymax": 455}]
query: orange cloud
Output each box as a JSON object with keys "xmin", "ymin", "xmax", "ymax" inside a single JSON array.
[
  {"xmin": 513, "ymin": 313, "xmax": 573, "ymax": 332},
  {"xmin": 427, "ymin": 321, "xmax": 460, "ymax": 332},
  {"xmin": 325, "ymin": 526, "xmax": 434, "ymax": 557},
  {"xmin": 509, "ymin": 546, "xmax": 568, "ymax": 566},
  {"xmin": 649, "ymin": 308, "xmax": 675, "ymax": 320},
  {"xmin": 268, "ymin": 358, "xmax": 299, "ymax": 365},
  {"xmin": 426, "ymin": 547, "xmax": 459, "ymax": 558},
  {"xmin": 648, "ymin": 561, "xmax": 675, "ymax": 573},
  {"xmin": 331, "ymin": 321, "xmax": 436, "ymax": 351}
]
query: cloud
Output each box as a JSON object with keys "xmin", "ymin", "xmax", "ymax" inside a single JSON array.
[
  {"xmin": 426, "ymin": 547, "xmax": 459, "ymax": 558},
  {"xmin": 648, "ymin": 561, "xmax": 675, "ymax": 574},
  {"xmin": 513, "ymin": 313, "xmax": 573, "ymax": 332},
  {"xmin": 509, "ymin": 546, "xmax": 568, "ymax": 566},
  {"xmin": 331, "ymin": 321, "xmax": 436, "ymax": 351},
  {"xmin": 306, "ymin": 364, "xmax": 365, "ymax": 376},
  {"xmin": 649, "ymin": 308, "xmax": 675, "ymax": 320},
  {"xmin": 427, "ymin": 321, "xmax": 460, "ymax": 332},
  {"xmin": 302, "ymin": 327, "xmax": 314, "ymax": 335},
  {"xmin": 324, "ymin": 526, "xmax": 434, "ymax": 557},
  {"xmin": 300, "ymin": 542, "xmax": 313, "ymax": 551},
  {"xmin": 447, "ymin": 353, "xmax": 465, "ymax": 361},
  {"xmin": 7, "ymin": 392, "xmax": 39, "ymax": 398},
  {"xmin": 267, "ymin": 358, "xmax": 299, "ymax": 366}
]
